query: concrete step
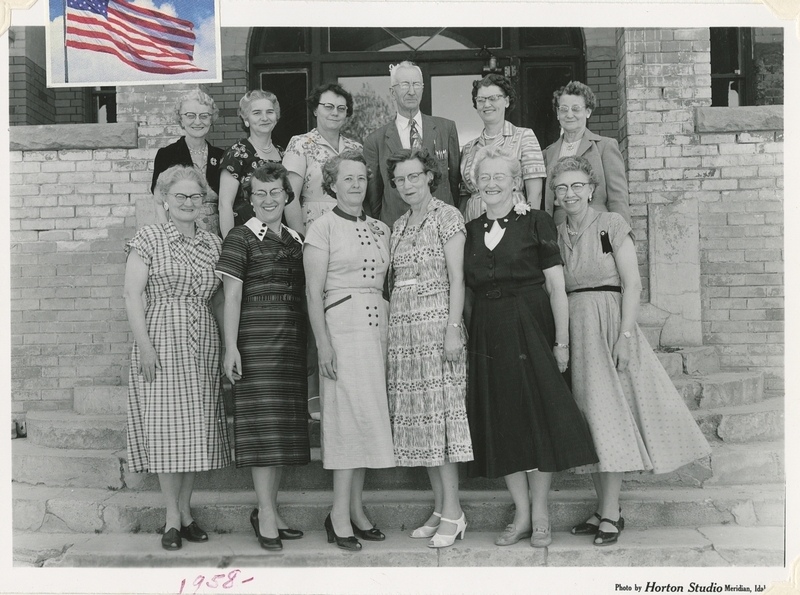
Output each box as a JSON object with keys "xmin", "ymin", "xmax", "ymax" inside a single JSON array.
[
  {"xmin": 26, "ymin": 410, "xmax": 127, "ymax": 450},
  {"xmin": 73, "ymin": 385, "xmax": 127, "ymax": 415},
  {"xmin": 12, "ymin": 438, "xmax": 782, "ymax": 491},
  {"xmin": 674, "ymin": 371, "xmax": 764, "ymax": 410},
  {"xmin": 677, "ymin": 346, "xmax": 720, "ymax": 375},
  {"xmin": 12, "ymin": 483, "xmax": 783, "ymax": 536},
  {"xmin": 694, "ymin": 397, "xmax": 784, "ymax": 443},
  {"xmin": 14, "ymin": 526, "xmax": 783, "ymax": 567}
]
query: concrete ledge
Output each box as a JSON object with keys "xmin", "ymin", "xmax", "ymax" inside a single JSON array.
[
  {"xmin": 10, "ymin": 123, "xmax": 138, "ymax": 151},
  {"xmin": 695, "ymin": 106, "xmax": 783, "ymax": 133}
]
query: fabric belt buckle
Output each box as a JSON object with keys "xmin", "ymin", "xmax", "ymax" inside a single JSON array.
[{"xmin": 485, "ymin": 288, "xmax": 502, "ymax": 299}]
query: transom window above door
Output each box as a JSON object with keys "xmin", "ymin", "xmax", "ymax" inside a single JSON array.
[{"xmin": 328, "ymin": 28, "xmax": 503, "ymax": 52}]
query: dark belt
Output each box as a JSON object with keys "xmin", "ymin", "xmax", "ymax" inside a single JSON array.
[
  {"xmin": 477, "ymin": 284, "xmax": 542, "ymax": 300},
  {"xmin": 568, "ymin": 285, "xmax": 622, "ymax": 295},
  {"xmin": 243, "ymin": 293, "xmax": 301, "ymax": 303}
]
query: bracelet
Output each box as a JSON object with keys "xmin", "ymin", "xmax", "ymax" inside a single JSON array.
[{"xmin": 554, "ymin": 342, "xmax": 569, "ymax": 349}]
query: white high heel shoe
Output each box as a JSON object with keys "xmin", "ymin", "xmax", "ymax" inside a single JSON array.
[
  {"xmin": 410, "ymin": 511, "xmax": 441, "ymax": 538},
  {"xmin": 427, "ymin": 513, "xmax": 467, "ymax": 548}
]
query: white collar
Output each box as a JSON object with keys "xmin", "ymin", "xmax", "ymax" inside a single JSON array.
[
  {"xmin": 244, "ymin": 217, "xmax": 302, "ymax": 244},
  {"xmin": 396, "ymin": 111, "xmax": 423, "ymax": 131}
]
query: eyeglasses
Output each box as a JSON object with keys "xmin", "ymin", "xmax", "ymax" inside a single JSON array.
[
  {"xmin": 554, "ymin": 182, "xmax": 590, "ymax": 198},
  {"xmin": 181, "ymin": 112, "xmax": 212, "ymax": 122},
  {"xmin": 318, "ymin": 103, "xmax": 348, "ymax": 114},
  {"xmin": 251, "ymin": 189, "xmax": 286, "ymax": 199},
  {"xmin": 392, "ymin": 82, "xmax": 424, "ymax": 92},
  {"xmin": 557, "ymin": 105, "xmax": 586, "ymax": 115},
  {"xmin": 477, "ymin": 173, "xmax": 510, "ymax": 184},
  {"xmin": 393, "ymin": 171, "xmax": 426, "ymax": 186},
  {"xmin": 475, "ymin": 94, "xmax": 506, "ymax": 106},
  {"xmin": 170, "ymin": 192, "xmax": 206, "ymax": 204}
]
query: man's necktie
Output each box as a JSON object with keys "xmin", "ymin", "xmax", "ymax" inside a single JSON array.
[{"xmin": 409, "ymin": 119, "xmax": 422, "ymax": 151}]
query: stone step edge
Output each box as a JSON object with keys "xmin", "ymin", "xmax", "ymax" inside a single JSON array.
[
  {"xmin": 13, "ymin": 526, "xmax": 785, "ymax": 568},
  {"xmin": 692, "ymin": 395, "xmax": 783, "ymax": 416}
]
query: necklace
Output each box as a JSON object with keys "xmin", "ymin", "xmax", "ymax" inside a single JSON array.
[
  {"xmin": 250, "ymin": 138, "xmax": 274, "ymax": 154},
  {"xmin": 187, "ymin": 143, "xmax": 207, "ymax": 155},
  {"xmin": 482, "ymin": 129, "xmax": 503, "ymax": 141}
]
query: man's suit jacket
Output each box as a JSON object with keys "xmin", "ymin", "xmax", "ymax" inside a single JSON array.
[
  {"xmin": 363, "ymin": 114, "xmax": 461, "ymax": 229},
  {"xmin": 542, "ymin": 129, "xmax": 630, "ymax": 227}
]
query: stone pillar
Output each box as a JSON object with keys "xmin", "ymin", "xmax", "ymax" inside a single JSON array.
[{"xmin": 616, "ymin": 28, "xmax": 711, "ymax": 347}]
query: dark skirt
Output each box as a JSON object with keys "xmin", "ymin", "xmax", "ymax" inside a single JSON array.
[
  {"xmin": 234, "ymin": 300, "xmax": 310, "ymax": 467},
  {"xmin": 466, "ymin": 284, "xmax": 598, "ymax": 479}
]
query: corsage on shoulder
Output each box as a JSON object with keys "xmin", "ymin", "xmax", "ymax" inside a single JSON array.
[{"xmin": 513, "ymin": 202, "xmax": 532, "ymax": 219}]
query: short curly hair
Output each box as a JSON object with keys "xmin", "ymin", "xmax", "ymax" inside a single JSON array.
[
  {"xmin": 548, "ymin": 156, "xmax": 598, "ymax": 191},
  {"xmin": 155, "ymin": 164, "xmax": 209, "ymax": 198},
  {"xmin": 321, "ymin": 150, "xmax": 371, "ymax": 199},
  {"xmin": 472, "ymin": 145, "xmax": 521, "ymax": 181},
  {"xmin": 552, "ymin": 81, "xmax": 596, "ymax": 114},
  {"xmin": 306, "ymin": 83, "xmax": 354, "ymax": 118},
  {"xmin": 238, "ymin": 90, "xmax": 280, "ymax": 133},
  {"xmin": 175, "ymin": 88, "xmax": 219, "ymax": 127},
  {"xmin": 242, "ymin": 162, "xmax": 296, "ymax": 206},
  {"xmin": 471, "ymin": 74, "xmax": 516, "ymax": 112},
  {"xmin": 386, "ymin": 148, "xmax": 442, "ymax": 194}
]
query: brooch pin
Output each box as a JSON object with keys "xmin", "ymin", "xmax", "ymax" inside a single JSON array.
[{"xmin": 210, "ymin": 157, "xmax": 217, "ymax": 166}]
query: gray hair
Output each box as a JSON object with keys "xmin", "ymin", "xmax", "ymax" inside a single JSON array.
[
  {"xmin": 472, "ymin": 145, "xmax": 521, "ymax": 181},
  {"xmin": 389, "ymin": 60, "xmax": 423, "ymax": 86},
  {"xmin": 155, "ymin": 164, "xmax": 209, "ymax": 198},
  {"xmin": 238, "ymin": 90, "xmax": 281, "ymax": 132},
  {"xmin": 175, "ymin": 88, "xmax": 219, "ymax": 126},
  {"xmin": 548, "ymin": 156, "xmax": 598, "ymax": 190}
]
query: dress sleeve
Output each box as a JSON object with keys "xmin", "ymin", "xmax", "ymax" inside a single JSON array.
[
  {"xmin": 437, "ymin": 204, "xmax": 466, "ymax": 244},
  {"xmin": 606, "ymin": 212, "xmax": 633, "ymax": 253},
  {"xmin": 519, "ymin": 128, "xmax": 546, "ymax": 180},
  {"xmin": 281, "ymin": 135, "xmax": 308, "ymax": 178},
  {"xmin": 125, "ymin": 226, "xmax": 157, "ymax": 267},
  {"xmin": 215, "ymin": 228, "xmax": 249, "ymax": 282},
  {"xmin": 532, "ymin": 211, "xmax": 563, "ymax": 269},
  {"xmin": 303, "ymin": 216, "xmax": 331, "ymax": 257},
  {"xmin": 220, "ymin": 144, "xmax": 245, "ymax": 181}
]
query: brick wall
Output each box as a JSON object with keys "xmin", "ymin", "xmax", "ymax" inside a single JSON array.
[
  {"xmin": 616, "ymin": 27, "xmax": 712, "ymax": 304},
  {"xmin": 694, "ymin": 107, "xmax": 783, "ymax": 392},
  {"xmin": 584, "ymin": 28, "xmax": 619, "ymax": 141},
  {"xmin": 9, "ymin": 125, "xmax": 147, "ymax": 420}
]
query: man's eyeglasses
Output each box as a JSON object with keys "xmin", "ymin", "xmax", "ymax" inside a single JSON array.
[
  {"xmin": 392, "ymin": 82, "xmax": 424, "ymax": 92},
  {"xmin": 251, "ymin": 189, "xmax": 286, "ymax": 199},
  {"xmin": 318, "ymin": 103, "xmax": 348, "ymax": 114},
  {"xmin": 181, "ymin": 112, "xmax": 212, "ymax": 122}
]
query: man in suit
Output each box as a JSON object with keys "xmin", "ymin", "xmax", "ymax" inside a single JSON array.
[{"xmin": 363, "ymin": 61, "xmax": 461, "ymax": 228}]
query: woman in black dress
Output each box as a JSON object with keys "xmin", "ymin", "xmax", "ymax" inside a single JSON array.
[
  {"xmin": 464, "ymin": 146, "xmax": 597, "ymax": 548},
  {"xmin": 216, "ymin": 162, "xmax": 309, "ymax": 551},
  {"xmin": 151, "ymin": 89, "xmax": 224, "ymax": 235}
]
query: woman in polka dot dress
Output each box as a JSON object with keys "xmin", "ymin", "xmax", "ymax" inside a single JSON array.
[{"xmin": 553, "ymin": 155, "xmax": 711, "ymax": 547}]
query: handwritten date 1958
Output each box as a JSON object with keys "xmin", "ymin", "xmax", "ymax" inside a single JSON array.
[{"xmin": 178, "ymin": 569, "xmax": 254, "ymax": 594}]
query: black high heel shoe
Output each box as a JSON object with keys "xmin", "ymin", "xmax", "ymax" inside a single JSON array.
[
  {"xmin": 161, "ymin": 527, "xmax": 182, "ymax": 551},
  {"xmin": 250, "ymin": 509, "xmax": 282, "ymax": 551},
  {"xmin": 324, "ymin": 514, "xmax": 361, "ymax": 551},
  {"xmin": 594, "ymin": 516, "xmax": 625, "ymax": 546},
  {"xmin": 351, "ymin": 520, "xmax": 385, "ymax": 541},
  {"xmin": 278, "ymin": 528, "xmax": 304, "ymax": 540}
]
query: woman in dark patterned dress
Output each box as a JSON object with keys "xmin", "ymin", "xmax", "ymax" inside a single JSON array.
[
  {"xmin": 463, "ymin": 146, "xmax": 597, "ymax": 548},
  {"xmin": 219, "ymin": 90, "xmax": 286, "ymax": 238},
  {"xmin": 216, "ymin": 163, "xmax": 310, "ymax": 551},
  {"xmin": 151, "ymin": 89, "xmax": 224, "ymax": 235},
  {"xmin": 125, "ymin": 165, "xmax": 231, "ymax": 551}
]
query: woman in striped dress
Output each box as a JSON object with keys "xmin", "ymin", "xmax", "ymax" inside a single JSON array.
[
  {"xmin": 124, "ymin": 165, "xmax": 231, "ymax": 551},
  {"xmin": 216, "ymin": 163, "xmax": 310, "ymax": 552}
]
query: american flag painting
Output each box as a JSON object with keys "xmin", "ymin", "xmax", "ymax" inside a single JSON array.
[{"xmin": 65, "ymin": 0, "xmax": 205, "ymax": 75}]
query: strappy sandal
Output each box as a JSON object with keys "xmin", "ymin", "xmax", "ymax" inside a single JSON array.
[
  {"xmin": 594, "ymin": 516, "xmax": 625, "ymax": 546},
  {"xmin": 571, "ymin": 512, "xmax": 602, "ymax": 535}
]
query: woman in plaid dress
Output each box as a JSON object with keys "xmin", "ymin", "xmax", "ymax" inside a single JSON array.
[{"xmin": 125, "ymin": 165, "xmax": 231, "ymax": 551}]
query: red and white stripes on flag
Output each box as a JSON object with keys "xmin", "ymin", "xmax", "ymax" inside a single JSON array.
[{"xmin": 65, "ymin": 0, "xmax": 205, "ymax": 75}]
